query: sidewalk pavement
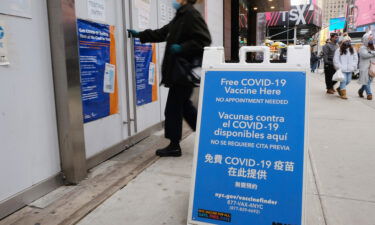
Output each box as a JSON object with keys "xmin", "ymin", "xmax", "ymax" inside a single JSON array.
[{"xmin": 77, "ymin": 72, "xmax": 375, "ymax": 225}]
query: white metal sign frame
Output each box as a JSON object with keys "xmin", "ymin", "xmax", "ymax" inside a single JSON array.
[{"xmin": 187, "ymin": 46, "xmax": 310, "ymax": 225}]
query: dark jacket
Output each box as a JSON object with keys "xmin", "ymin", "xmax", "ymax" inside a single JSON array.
[
  {"xmin": 322, "ymin": 42, "xmax": 338, "ymax": 65},
  {"xmin": 138, "ymin": 4, "xmax": 211, "ymax": 87}
]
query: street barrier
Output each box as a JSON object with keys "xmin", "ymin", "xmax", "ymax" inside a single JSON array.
[{"xmin": 188, "ymin": 46, "xmax": 310, "ymax": 225}]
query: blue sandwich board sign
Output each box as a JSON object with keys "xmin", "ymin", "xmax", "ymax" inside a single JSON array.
[{"xmin": 188, "ymin": 46, "xmax": 309, "ymax": 225}]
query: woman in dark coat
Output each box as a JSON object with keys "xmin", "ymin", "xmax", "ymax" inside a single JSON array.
[{"xmin": 128, "ymin": 0, "xmax": 211, "ymax": 157}]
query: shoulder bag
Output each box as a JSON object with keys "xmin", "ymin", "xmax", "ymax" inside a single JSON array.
[{"xmin": 369, "ymin": 61, "xmax": 375, "ymax": 77}]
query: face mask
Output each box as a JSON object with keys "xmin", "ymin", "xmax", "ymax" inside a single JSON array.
[{"xmin": 172, "ymin": 0, "xmax": 182, "ymax": 10}]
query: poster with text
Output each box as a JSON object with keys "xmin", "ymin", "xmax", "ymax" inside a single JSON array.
[
  {"xmin": 77, "ymin": 19, "xmax": 118, "ymax": 123},
  {"xmin": 134, "ymin": 38, "xmax": 158, "ymax": 106},
  {"xmin": 87, "ymin": 0, "xmax": 106, "ymax": 22},
  {"xmin": 190, "ymin": 71, "xmax": 306, "ymax": 225}
]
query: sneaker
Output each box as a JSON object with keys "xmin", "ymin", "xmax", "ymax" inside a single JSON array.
[
  {"xmin": 155, "ymin": 143, "xmax": 182, "ymax": 157},
  {"xmin": 326, "ymin": 89, "xmax": 335, "ymax": 94}
]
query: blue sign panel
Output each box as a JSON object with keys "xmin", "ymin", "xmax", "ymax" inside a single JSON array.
[
  {"xmin": 134, "ymin": 39, "xmax": 156, "ymax": 106},
  {"xmin": 191, "ymin": 71, "xmax": 306, "ymax": 225},
  {"xmin": 77, "ymin": 19, "xmax": 110, "ymax": 123}
]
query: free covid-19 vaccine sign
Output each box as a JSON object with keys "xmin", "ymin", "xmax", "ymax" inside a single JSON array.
[{"xmin": 188, "ymin": 46, "xmax": 309, "ymax": 225}]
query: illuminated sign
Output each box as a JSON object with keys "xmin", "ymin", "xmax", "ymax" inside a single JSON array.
[
  {"xmin": 329, "ymin": 17, "xmax": 346, "ymax": 31},
  {"xmin": 263, "ymin": 4, "xmax": 322, "ymax": 27}
]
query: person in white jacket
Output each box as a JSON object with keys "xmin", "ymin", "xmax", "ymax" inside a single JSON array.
[
  {"xmin": 358, "ymin": 32, "xmax": 375, "ymax": 100},
  {"xmin": 333, "ymin": 36, "xmax": 358, "ymax": 99}
]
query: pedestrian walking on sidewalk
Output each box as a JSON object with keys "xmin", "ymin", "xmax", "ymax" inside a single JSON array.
[
  {"xmin": 322, "ymin": 33, "xmax": 339, "ymax": 94},
  {"xmin": 333, "ymin": 36, "xmax": 358, "ymax": 99},
  {"xmin": 127, "ymin": 0, "xmax": 211, "ymax": 157},
  {"xmin": 358, "ymin": 32, "xmax": 375, "ymax": 100},
  {"xmin": 310, "ymin": 51, "xmax": 319, "ymax": 73}
]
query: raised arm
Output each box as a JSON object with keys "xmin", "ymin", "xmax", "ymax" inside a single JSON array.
[
  {"xmin": 138, "ymin": 24, "xmax": 170, "ymax": 43},
  {"xmin": 359, "ymin": 47, "xmax": 375, "ymax": 59}
]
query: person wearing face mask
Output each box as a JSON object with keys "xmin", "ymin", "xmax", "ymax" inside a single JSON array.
[
  {"xmin": 127, "ymin": 0, "xmax": 211, "ymax": 157},
  {"xmin": 358, "ymin": 32, "xmax": 375, "ymax": 100},
  {"xmin": 323, "ymin": 33, "xmax": 339, "ymax": 94},
  {"xmin": 333, "ymin": 36, "xmax": 358, "ymax": 99}
]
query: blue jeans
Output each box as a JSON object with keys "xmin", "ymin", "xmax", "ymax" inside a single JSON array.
[
  {"xmin": 339, "ymin": 72, "xmax": 352, "ymax": 90},
  {"xmin": 359, "ymin": 77, "xmax": 373, "ymax": 95},
  {"xmin": 311, "ymin": 62, "xmax": 318, "ymax": 72}
]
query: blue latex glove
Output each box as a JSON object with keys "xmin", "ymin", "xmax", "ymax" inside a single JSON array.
[
  {"xmin": 127, "ymin": 29, "xmax": 139, "ymax": 38},
  {"xmin": 170, "ymin": 44, "xmax": 182, "ymax": 54}
]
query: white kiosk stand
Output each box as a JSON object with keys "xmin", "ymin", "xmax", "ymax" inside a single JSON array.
[{"xmin": 188, "ymin": 46, "xmax": 310, "ymax": 225}]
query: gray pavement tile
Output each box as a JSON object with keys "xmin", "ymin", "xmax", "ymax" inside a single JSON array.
[
  {"xmin": 144, "ymin": 134, "xmax": 196, "ymax": 178},
  {"xmin": 305, "ymin": 151, "xmax": 326, "ymax": 225},
  {"xmin": 321, "ymin": 196, "xmax": 375, "ymax": 225},
  {"xmin": 306, "ymin": 153, "xmax": 318, "ymax": 195},
  {"xmin": 308, "ymin": 73, "xmax": 375, "ymax": 202},
  {"xmin": 77, "ymin": 170, "xmax": 191, "ymax": 225},
  {"xmin": 309, "ymin": 119, "xmax": 375, "ymax": 201},
  {"xmin": 305, "ymin": 193, "xmax": 326, "ymax": 225},
  {"xmin": 77, "ymin": 135, "xmax": 197, "ymax": 225},
  {"xmin": 308, "ymin": 78, "xmax": 375, "ymax": 122},
  {"xmin": 110, "ymin": 135, "xmax": 162, "ymax": 162},
  {"xmin": 310, "ymin": 100, "xmax": 375, "ymax": 122}
]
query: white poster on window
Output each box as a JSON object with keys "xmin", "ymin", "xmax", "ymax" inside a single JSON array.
[
  {"xmin": 0, "ymin": 0, "xmax": 32, "ymax": 18},
  {"xmin": 103, "ymin": 63, "xmax": 116, "ymax": 93},
  {"xmin": 87, "ymin": 0, "xmax": 106, "ymax": 22},
  {"xmin": 135, "ymin": 0, "xmax": 151, "ymax": 29},
  {"xmin": 148, "ymin": 62, "xmax": 155, "ymax": 85},
  {"xmin": 0, "ymin": 21, "xmax": 10, "ymax": 66}
]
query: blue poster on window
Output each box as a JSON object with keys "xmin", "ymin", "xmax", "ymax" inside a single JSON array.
[
  {"xmin": 77, "ymin": 19, "xmax": 118, "ymax": 123},
  {"xmin": 191, "ymin": 71, "xmax": 306, "ymax": 225},
  {"xmin": 134, "ymin": 39, "xmax": 158, "ymax": 106}
]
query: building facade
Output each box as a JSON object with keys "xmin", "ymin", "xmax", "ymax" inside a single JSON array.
[{"xmin": 322, "ymin": 0, "xmax": 347, "ymax": 28}]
